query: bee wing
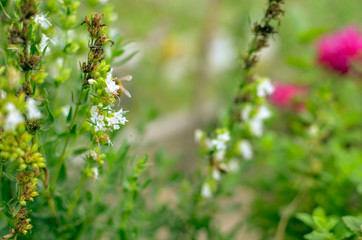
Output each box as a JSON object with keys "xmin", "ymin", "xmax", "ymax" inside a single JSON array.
[{"xmin": 120, "ymin": 85, "xmax": 131, "ymax": 98}]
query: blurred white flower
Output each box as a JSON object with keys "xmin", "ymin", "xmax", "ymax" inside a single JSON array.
[
  {"xmin": 250, "ymin": 120, "xmax": 263, "ymax": 137},
  {"xmin": 0, "ymin": 90, "xmax": 6, "ymax": 100},
  {"xmin": 105, "ymin": 69, "xmax": 120, "ymax": 94},
  {"xmin": 211, "ymin": 131, "xmax": 231, "ymax": 151},
  {"xmin": 228, "ymin": 158, "xmax": 240, "ymax": 172},
  {"xmin": 255, "ymin": 105, "xmax": 271, "ymax": 120},
  {"xmin": 90, "ymin": 150, "xmax": 98, "ymax": 161},
  {"xmin": 194, "ymin": 129, "xmax": 203, "ymax": 142},
  {"xmin": 241, "ymin": 105, "xmax": 252, "ymax": 121},
  {"xmin": 239, "ymin": 140, "xmax": 253, "ymax": 160},
  {"xmin": 201, "ymin": 183, "xmax": 212, "ymax": 198},
  {"xmin": 5, "ymin": 103, "xmax": 24, "ymax": 131},
  {"xmin": 242, "ymin": 105, "xmax": 271, "ymax": 137},
  {"xmin": 212, "ymin": 169, "xmax": 221, "ymax": 181},
  {"xmin": 34, "ymin": 13, "xmax": 51, "ymax": 29},
  {"xmin": 62, "ymin": 106, "xmax": 70, "ymax": 117},
  {"xmin": 214, "ymin": 150, "xmax": 225, "ymax": 161},
  {"xmin": 257, "ymin": 78, "xmax": 274, "ymax": 97},
  {"xmin": 217, "ymin": 131, "xmax": 230, "ymax": 142},
  {"xmin": 26, "ymin": 98, "xmax": 41, "ymax": 120},
  {"xmin": 39, "ymin": 34, "xmax": 55, "ymax": 53}
]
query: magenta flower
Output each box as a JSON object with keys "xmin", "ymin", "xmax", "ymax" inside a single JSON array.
[
  {"xmin": 317, "ymin": 27, "xmax": 362, "ymax": 74},
  {"xmin": 270, "ymin": 84, "xmax": 306, "ymax": 110}
]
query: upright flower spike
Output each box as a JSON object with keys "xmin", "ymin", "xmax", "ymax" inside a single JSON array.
[{"xmin": 196, "ymin": 0, "xmax": 285, "ymax": 198}]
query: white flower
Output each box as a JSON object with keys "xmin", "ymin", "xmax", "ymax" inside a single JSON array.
[
  {"xmin": 212, "ymin": 169, "xmax": 221, "ymax": 181},
  {"xmin": 26, "ymin": 98, "xmax": 41, "ymax": 120},
  {"xmin": 205, "ymin": 138, "xmax": 213, "ymax": 150},
  {"xmin": 242, "ymin": 105, "xmax": 271, "ymax": 137},
  {"xmin": 201, "ymin": 183, "xmax": 212, "ymax": 198},
  {"xmin": 0, "ymin": 90, "xmax": 6, "ymax": 100},
  {"xmin": 194, "ymin": 129, "xmax": 203, "ymax": 142},
  {"xmin": 211, "ymin": 139, "xmax": 227, "ymax": 151},
  {"xmin": 34, "ymin": 13, "xmax": 51, "ymax": 29},
  {"xmin": 241, "ymin": 105, "xmax": 252, "ymax": 121},
  {"xmin": 90, "ymin": 106, "xmax": 106, "ymax": 132},
  {"xmin": 255, "ymin": 105, "xmax": 271, "ymax": 121},
  {"xmin": 88, "ymin": 79, "xmax": 96, "ymax": 85},
  {"xmin": 39, "ymin": 34, "xmax": 55, "ymax": 53},
  {"xmin": 99, "ymin": 0, "xmax": 108, "ymax": 3},
  {"xmin": 90, "ymin": 150, "xmax": 98, "ymax": 160},
  {"xmin": 249, "ymin": 120, "xmax": 263, "ymax": 137},
  {"xmin": 5, "ymin": 103, "xmax": 24, "ymax": 131},
  {"xmin": 211, "ymin": 131, "xmax": 230, "ymax": 151},
  {"xmin": 105, "ymin": 108, "xmax": 128, "ymax": 131},
  {"xmin": 217, "ymin": 131, "xmax": 230, "ymax": 142},
  {"xmin": 95, "ymin": 119, "xmax": 106, "ymax": 132},
  {"xmin": 106, "ymin": 136, "xmax": 113, "ymax": 146},
  {"xmin": 62, "ymin": 106, "xmax": 70, "ymax": 117},
  {"xmin": 105, "ymin": 69, "xmax": 120, "ymax": 94},
  {"xmin": 228, "ymin": 159, "xmax": 240, "ymax": 173},
  {"xmin": 239, "ymin": 140, "xmax": 253, "ymax": 160},
  {"xmin": 91, "ymin": 167, "xmax": 99, "ymax": 179},
  {"xmin": 257, "ymin": 78, "xmax": 274, "ymax": 97},
  {"xmin": 214, "ymin": 150, "xmax": 225, "ymax": 161}
]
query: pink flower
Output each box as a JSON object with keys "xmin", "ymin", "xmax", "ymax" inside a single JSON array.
[
  {"xmin": 317, "ymin": 27, "xmax": 362, "ymax": 74},
  {"xmin": 270, "ymin": 84, "xmax": 307, "ymax": 111}
]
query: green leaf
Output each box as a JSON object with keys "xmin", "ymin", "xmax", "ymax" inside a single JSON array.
[
  {"xmin": 70, "ymin": 124, "xmax": 77, "ymax": 134},
  {"xmin": 113, "ymin": 51, "xmax": 139, "ymax": 66},
  {"xmin": 305, "ymin": 231, "xmax": 333, "ymax": 240},
  {"xmin": 313, "ymin": 216, "xmax": 327, "ymax": 230},
  {"xmin": 299, "ymin": 28, "xmax": 328, "ymax": 43},
  {"xmin": 45, "ymin": 100, "xmax": 55, "ymax": 122},
  {"xmin": 296, "ymin": 213, "xmax": 315, "ymax": 228},
  {"xmin": 66, "ymin": 106, "xmax": 72, "ymax": 123},
  {"xmin": 342, "ymin": 216, "xmax": 362, "ymax": 234}
]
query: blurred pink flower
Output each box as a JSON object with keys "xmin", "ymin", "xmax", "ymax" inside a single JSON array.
[
  {"xmin": 317, "ymin": 27, "xmax": 362, "ymax": 74},
  {"xmin": 270, "ymin": 84, "xmax": 306, "ymax": 110}
]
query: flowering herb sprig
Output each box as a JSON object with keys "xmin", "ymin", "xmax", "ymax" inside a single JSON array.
[
  {"xmin": 196, "ymin": 0, "xmax": 285, "ymax": 198},
  {"xmin": 0, "ymin": 0, "xmax": 49, "ymax": 238},
  {"xmin": 81, "ymin": 12, "xmax": 131, "ymax": 169}
]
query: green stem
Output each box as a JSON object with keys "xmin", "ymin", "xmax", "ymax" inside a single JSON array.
[
  {"xmin": 49, "ymin": 86, "xmax": 85, "ymax": 191},
  {"xmin": 274, "ymin": 187, "xmax": 308, "ymax": 240},
  {"xmin": 67, "ymin": 160, "xmax": 90, "ymax": 217}
]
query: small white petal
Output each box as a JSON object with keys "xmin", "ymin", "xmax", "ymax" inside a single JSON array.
[
  {"xmin": 26, "ymin": 98, "xmax": 41, "ymax": 120},
  {"xmin": 88, "ymin": 79, "xmax": 96, "ymax": 85},
  {"xmin": 239, "ymin": 140, "xmax": 253, "ymax": 160},
  {"xmin": 201, "ymin": 183, "xmax": 212, "ymax": 198},
  {"xmin": 257, "ymin": 78, "xmax": 274, "ymax": 97},
  {"xmin": 194, "ymin": 129, "xmax": 203, "ymax": 142},
  {"xmin": 212, "ymin": 169, "xmax": 221, "ymax": 181}
]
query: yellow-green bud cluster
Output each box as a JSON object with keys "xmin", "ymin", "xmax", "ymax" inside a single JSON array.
[{"xmin": 0, "ymin": 131, "xmax": 46, "ymax": 170}]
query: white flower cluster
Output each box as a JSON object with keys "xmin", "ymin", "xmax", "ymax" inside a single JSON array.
[
  {"xmin": 241, "ymin": 104, "xmax": 271, "ymax": 137},
  {"xmin": 4, "ymin": 103, "xmax": 24, "ymax": 131},
  {"xmin": 90, "ymin": 106, "xmax": 128, "ymax": 133},
  {"xmin": 104, "ymin": 69, "xmax": 119, "ymax": 94},
  {"xmin": 3, "ymin": 98, "xmax": 41, "ymax": 131},
  {"xmin": 27, "ymin": 98, "xmax": 42, "ymax": 120}
]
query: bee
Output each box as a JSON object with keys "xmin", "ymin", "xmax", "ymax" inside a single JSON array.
[{"xmin": 114, "ymin": 75, "xmax": 132, "ymax": 98}]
